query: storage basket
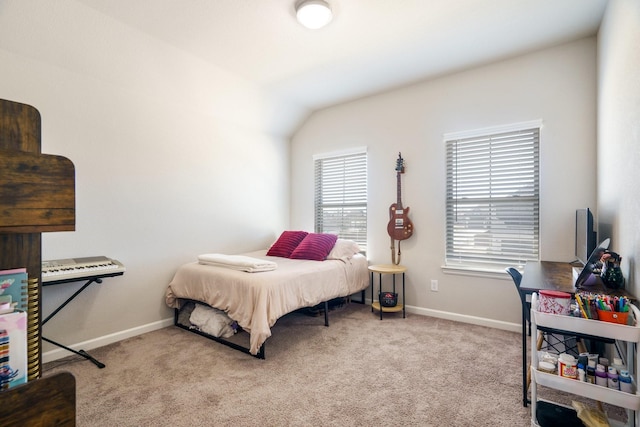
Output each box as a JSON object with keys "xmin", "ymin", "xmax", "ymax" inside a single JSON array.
[
  {"xmin": 597, "ymin": 309, "xmax": 629, "ymax": 325},
  {"xmin": 379, "ymin": 292, "xmax": 398, "ymax": 307}
]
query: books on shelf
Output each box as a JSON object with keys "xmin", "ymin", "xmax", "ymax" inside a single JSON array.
[
  {"xmin": 0, "ymin": 268, "xmax": 29, "ymax": 390},
  {"xmin": 0, "ymin": 310, "xmax": 28, "ymax": 389},
  {"xmin": 0, "ymin": 268, "xmax": 28, "ymax": 314}
]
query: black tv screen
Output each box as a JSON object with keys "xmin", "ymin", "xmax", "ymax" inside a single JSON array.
[{"xmin": 575, "ymin": 208, "xmax": 596, "ymax": 265}]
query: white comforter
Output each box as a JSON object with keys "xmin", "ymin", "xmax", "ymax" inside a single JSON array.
[{"xmin": 165, "ymin": 250, "xmax": 369, "ymax": 355}]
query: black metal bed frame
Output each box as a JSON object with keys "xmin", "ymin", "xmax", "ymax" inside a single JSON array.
[
  {"xmin": 173, "ymin": 290, "xmax": 365, "ymax": 359},
  {"xmin": 173, "ymin": 300, "xmax": 329, "ymax": 359}
]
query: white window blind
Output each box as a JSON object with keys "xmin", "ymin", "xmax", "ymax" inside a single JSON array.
[
  {"xmin": 314, "ymin": 150, "xmax": 367, "ymax": 252},
  {"xmin": 445, "ymin": 126, "xmax": 540, "ymax": 270}
]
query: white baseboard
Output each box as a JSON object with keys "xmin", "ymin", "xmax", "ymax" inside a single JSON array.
[
  {"xmin": 42, "ymin": 317, "xmax": 175, "ymax": 364},
  {"xmin": 405, "ymin": 305, "xmax": 521, "ymax": 334},
  {"xmin": 43, "ymin": 305, "xmax": 521, "ymax": 364},
  {"xmin": 364, "ymin": 298, "xmax": 521, "ymax": 334}
]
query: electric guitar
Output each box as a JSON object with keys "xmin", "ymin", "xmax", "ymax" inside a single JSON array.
[{"xmin": 387, "ymin": 153, "xmax": 414, "ymax": 241}]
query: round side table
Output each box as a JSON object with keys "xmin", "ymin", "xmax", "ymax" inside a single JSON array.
[{"xmin": 368, "ymin": 264, "xmax": 406, "ymax": 319}]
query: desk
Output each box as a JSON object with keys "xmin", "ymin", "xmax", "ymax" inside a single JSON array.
[
  {"xmin": 519, "ymin": 261, "xmax": 635, "ymax": 406},
  {"xmin": 521, "ymin": 261, "xmax": 633, "ymax": 296}
]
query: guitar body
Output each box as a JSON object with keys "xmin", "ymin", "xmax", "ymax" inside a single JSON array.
[{"xmin": 388, "ymin": 203, "xmax": 414, "ymax": 240}]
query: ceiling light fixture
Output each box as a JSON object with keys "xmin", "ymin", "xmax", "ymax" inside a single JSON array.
[{"xmin": 295, "ymin": 0, "xmax": 333, "ymax": 30}]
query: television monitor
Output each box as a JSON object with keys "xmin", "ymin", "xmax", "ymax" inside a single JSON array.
[
  {"xmin": 575, "ymin": 237, "xmax": 610, "ymax": 288},
  {"xmin": 575, "ymin": 208, "xmax": 597, "ymax": 266}
]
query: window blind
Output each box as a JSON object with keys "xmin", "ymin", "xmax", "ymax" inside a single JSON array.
[
  {"xmin": 445, "ymin": 127, "xmax": 539, "ymax": 270},
  {"xmin": 314, "ymin": 150, "xmax": 367, "ymax": 252}
]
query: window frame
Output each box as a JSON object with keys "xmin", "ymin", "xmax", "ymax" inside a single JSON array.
[
  {"xmin": 443, "ymin": 121, "xmax": 541, "ymax": 274},
  {"xmin": 313, "ymin": 147, "xmax": 368, "ymax": 253}
]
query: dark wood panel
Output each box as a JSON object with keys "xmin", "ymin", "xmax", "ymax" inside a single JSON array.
[
  {"xmin": 0, "ymin": 99, "xmax": 41, "ymax": 153},
  {"xmin": 0, "ymin": 150, "xmax": 75, "ymax": 233},
  {"xmin": 0, "ymin": 234, "xmax": 41, "ymax": 273},
  {"xmin": 0, "ymin": 372, "xmax": 76, "ymax": 426}
]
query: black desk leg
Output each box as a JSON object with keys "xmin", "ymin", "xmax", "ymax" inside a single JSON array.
[
  {"xmin": 42, "ymin": 278, "xmax": 106, "ymax": 369},
  {"xmin": 522, "ymin": 302, "xmax": 528, "ymax": 407},
  {"xmin": 379, "ymin": 273, "xmax": 383, "ymax": 320},
  {"xmin": 370, "ymin": 272, "xmax": 374, "ymax": 313},
  {"xmin": 402, "ymin": 272, "xmax": 405, "ymax": 319}
]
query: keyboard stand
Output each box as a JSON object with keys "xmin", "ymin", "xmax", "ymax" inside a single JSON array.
[{"xmin": 42, "ymin": 273, "xmax": 122, "ymax": 369}]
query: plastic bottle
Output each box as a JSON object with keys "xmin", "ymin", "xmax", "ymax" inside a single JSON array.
[
  {"xmin": 586, "ymin": 360, "xmax": 596, "ymax": 384},
  {"xmin": 607, "ymin": 366, "xmax": 619, "ymax": 390},
  {"xmin": 577, "ymin": 356, "xmax": 587, "ymax": 381},
  {"xmin": 595, "ymin": 364, "xmax": 608, "ymax": 387},
  {"xmin": 578, "ymin": 368, "xmax": 586, "ymax": 382},
  {"xmin": 612, "ymin": 357, "xmax": 626, "ymax": 373},
  {"xmin": 578, "ymin": 353, "xmax": 589, "ymax": 368},
  {"xmin": 619, "ymin": 370, "xmax": 634, "ymax": 393}
]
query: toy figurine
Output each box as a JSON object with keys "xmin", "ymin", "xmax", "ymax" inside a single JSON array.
[{"xmin": 600, "ymin": 250, "xmax": 624, "ymax": 289}]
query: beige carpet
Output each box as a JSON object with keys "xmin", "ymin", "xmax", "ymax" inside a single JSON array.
[{"xmin": 42, "ymin": 303, "xmax": 620, "ymax": 426}]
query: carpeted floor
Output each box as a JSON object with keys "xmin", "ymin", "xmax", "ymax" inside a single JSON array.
[{"xmin": 42, "ymin": 303, "xmax": 623, "ymax": 426}]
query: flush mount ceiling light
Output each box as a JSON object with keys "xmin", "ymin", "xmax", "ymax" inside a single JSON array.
[{"xmin": 295, "ymin": 0, "xmax": 333, "ymax": 29}]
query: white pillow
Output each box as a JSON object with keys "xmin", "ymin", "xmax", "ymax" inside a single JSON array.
[{"xmin": 326, "ymin": 239, "xmax": 361, "ymax": 261}]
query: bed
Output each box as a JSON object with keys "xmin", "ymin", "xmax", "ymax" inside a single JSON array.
[{"xmin": 165, "ymin": 232, "xmax": 369, "ymax": 358}]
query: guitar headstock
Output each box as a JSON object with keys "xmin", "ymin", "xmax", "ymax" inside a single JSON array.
[{"xmin": 395, "ymin": 152, "xmax": 405, "ymax": 174}]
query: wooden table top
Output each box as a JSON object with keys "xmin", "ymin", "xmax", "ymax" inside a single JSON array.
[
  {"xmin": 521, "ymin": 261, "xmax": 634, "ymax": 300},
  {"xmin": 521, "ymin": 261, "xmax": 576, "ymax": 293},
  {"xmin": 368, "ymin": 264, "xmax": 407, "ymax": 274}
]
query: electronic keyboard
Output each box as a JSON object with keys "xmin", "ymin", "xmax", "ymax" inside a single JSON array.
[{"xmin": 42, "ymin": 256, "xmax": 125, "ymax": 284}]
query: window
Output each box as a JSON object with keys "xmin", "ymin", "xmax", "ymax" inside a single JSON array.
[
  {"xmin": 314, "ymin": 148, "xmax": 367, "ymax": 253},
  {"xmin": 445, "ymin": 122, "xmax": 540, "ymax": 271}
]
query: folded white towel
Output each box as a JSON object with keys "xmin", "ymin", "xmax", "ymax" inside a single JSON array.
[{"xmin": 197, "ymin": 253, "xmax": 277, "ymax": 273}]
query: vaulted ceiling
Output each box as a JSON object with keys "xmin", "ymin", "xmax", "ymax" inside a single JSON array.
[
  {"xmin": 75, "ymin": 0, "xmax": 608, "ymax": 112},
  {"xmin": 0, "ymin": 1, "xmax": 608, "ymax": 136}
]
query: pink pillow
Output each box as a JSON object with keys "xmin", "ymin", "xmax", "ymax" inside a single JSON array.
[
  {"xmin": 267, "ymin": 231, "xmax": 308, "ymax": 258},
  {"xmin": 290, "ymin": 233, "xmax": 338, "ymax": 261}
]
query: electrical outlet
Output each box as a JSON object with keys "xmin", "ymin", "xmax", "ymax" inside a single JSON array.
[{"xmin": 431, "ymin": 279, "xmax": 438, "ymax": 292}]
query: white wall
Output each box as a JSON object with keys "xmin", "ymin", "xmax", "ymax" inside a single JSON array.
[
  {"xmin": 597, "ymin": 0, "xmax": 640, "ymax": 297},
  {"xmin": 291, "ymin": 38, "xmax": 598, "ymax": 328},
  {"xmin": 0, "ymin": 0, "xmax": 293, "ymax": 360}
]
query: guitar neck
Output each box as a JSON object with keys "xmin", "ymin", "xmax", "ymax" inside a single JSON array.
[{"xmin": 396, "ymin": 172, "xmax": 403, "ymax": 209}]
